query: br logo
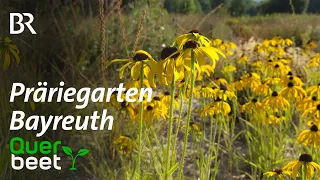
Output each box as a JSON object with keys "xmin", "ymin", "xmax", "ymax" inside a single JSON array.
[{"xmin": 10, "ymin": 13, "xmax": 37, "ymax": 34}]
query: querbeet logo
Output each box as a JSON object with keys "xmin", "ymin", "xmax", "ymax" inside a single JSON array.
[{"xmin": 9, "ymin": 137, "xmax": 89, "ymax": 170}]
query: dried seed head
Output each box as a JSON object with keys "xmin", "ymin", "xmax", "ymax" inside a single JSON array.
[
  {"xmin": 121, "ymin": 101, "xmax": 127, "ymax": 108},
  {"xmin": 220, "ymin": 85, "xmax": 227, "ymax": 91},
  {"xmin": 287, "ymin": 82, "xmax": 294, "ymax": 87},
  {"xmin": 183, "ymin": 40, "xmax": 198, "ymax": 49},
  {"xmin": 299, "ymin": 154, "xmax": 313, "ymax": 162},
  {"xmin": 272, "ymin": 91, "xmax": 278, "ymax": 97},
  {"xmin": 310, "ymin": 125, "xmax": 318, "ymax": 132},
  {"xmin": 133, "ymin": 53, "xmax": 149, "ymax": 61},
  {"xmin": 189, "ymin": 29, "xmax": 200, "ymax": 34},
  {"xmin": 274, "ymin": 168, "xmax": 282, "ymax": 174},
  {"xmin": 161, "ymin": 46, "xmax": 179, "ymax": 60},
  {"xmin": 153, "ymin": 96, "xmax": 160, "ymax": 101},
  {"xmin": 215, "ymin": 97, "xmax": 222, "ymax": 102},
  {"xmin": 147, "ymin": 105, "xmax": 153, "ymax": 111}
]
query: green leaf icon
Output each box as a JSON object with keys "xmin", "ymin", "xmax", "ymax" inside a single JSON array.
[
  {"xmin": 77, "ymin": 149, "xmax": 90, "ymax": 156},
  {"xmin": 62, "ymin": 146, "xmax": 90, "ymax": 171},
  {"xmin": 62, "ymin": 146, "xmax": 73, "ymax": 156}
]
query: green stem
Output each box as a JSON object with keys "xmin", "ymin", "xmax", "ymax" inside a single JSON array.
[
  {"xmin": 171, "ymin": 76, "xmax": 189, "ymax": 166},
  {"xmin": 137, "ymin": 62, "xmax": 144, "ymax": 177},
  {"xmin": 69, "ymin": 155, "xmax": 78, "ymax": 170},
  {"xmin": 208, "ymin": 116, "xmax": 214, "ymax": 179},
  {"xmin": 165, "ymin": 70, "xmax": 176, "ymax": 180},
  {"xmin": 303, "ymin": 163, "xmax": 307, "ymax": 180},
  {"xmin": 178, "ymin": 50, "xmax": 196, "ymax": 180}
]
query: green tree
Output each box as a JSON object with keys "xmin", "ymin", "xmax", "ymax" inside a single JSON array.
[
  {"xmin": 199, "ymin": 0, "xmax": 212, "ymax": 13},
  {"xmin": 181, "ymin": 0, "xmax": 202, "ymax": 13},
  {"xmin": 308, "ymin": 0, "xmax": 320, "ymax": 13},
  {"xmin": 260, "ymin": 0, "xmax": 305, "ymax": 14},
  {"xmin": 229, "ymin": 0, "xmax": 254, "ymax": 16}
]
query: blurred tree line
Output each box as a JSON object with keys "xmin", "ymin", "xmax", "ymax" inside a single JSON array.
[{"xmin": 163, "ymin": 0, "xmax": 320, "ymax": 16}]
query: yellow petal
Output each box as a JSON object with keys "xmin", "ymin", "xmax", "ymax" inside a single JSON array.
[
  {"xmin": 119, "ymin": 62, "xmax": 133, "ymax": 79},
  {"xmin": 131, "ymin": 62, "xmax": 142, "ymax": 80}
]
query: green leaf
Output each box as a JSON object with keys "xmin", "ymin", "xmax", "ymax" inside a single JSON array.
[
  {"xmin": 9, "ymin": 48, "xmax": 20, "ymax": 65},
  {"xmin": 3, "ymin": 52, "xmax": 10, "ymax": 70},
  {"xmin": 29, "ymin": 100, "xmax": 35, "ymax": 112},
  {"xmin": 77, "ymin": 149, "xmax": 90, "ymax": 156},
  {"xmin": 4, "ymin": 37, "xmax": 12, "ymax": 43},
  {"xmin": 62, "ymin": 146, "xmax": 73, "ymax": 156},
  {"xmin": 168, "ymin": 162, "xmax": 179, "ymax": 177}
]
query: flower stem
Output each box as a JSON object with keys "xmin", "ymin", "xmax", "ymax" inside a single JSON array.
[
  {"xmin": 172, "ymin": 76, "xmax": 189, "ymax": 166},
  {"xmin": 303, "ymin": 163, "xmax": 307, "ymax": 180},
  {"xmin": 165, "ymin": 71, "xmax": 176, "ymax": 180},
  {"xmin": 178, "ymin": 50, "xmax": 196, "ymax": 180},
  {"xmin": 137, "ymin": 62, "xmax": 144, "ymax": 177}
]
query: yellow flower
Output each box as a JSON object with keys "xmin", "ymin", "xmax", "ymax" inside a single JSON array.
[
  {"xmin": 199, "ymin": 99, "xmax": 231, "ymax": 117},
  {"xmin": 279, "ymin": 82, "xmax": 307, "ymax": 101},
  {"xmin": 160, "ymin": 91, "xmax": 180, "ymax": 108},
  {"xmin": 213, "ymin": 77, "xmax": 228, "ymax": 87},
  {"xmin": 229, "ymin": 80, "xmax": 244, "ymax": 91},
  {"xmin": 175, "ymin": 40, "xmax": 225, "ymax": 77},
  {"xmin": 307, "ymin": 84, "xmax": 320, "ymax": 98},
  {"xmin": 302, "ymin": 103, "xmax": 320, "ymax": 120},
  {"xmin": 159, "ymin": 46, "xmax": 184, "ymax": 85},
  {"xmin": 211, "ymin": 39, "xmax": 236, "ymax": 56},
  {"xmin": 106, "ymin": 50, "xmax": 159, "ymax": 87},
  {"xmin": 119, "ymin": 101, "xmax": 138, "ymax": 118},
  {"xmin": 240, "ymin": 73, "xmax": 261, "ymax": 90},
  {"xmin": 211, "ymin": 39, "xmax": 223, "ymax": 46},
  {"xmin": 151, "ymin": 96, "xmax": 169, "ymax": 113},
  {"xmin": 296, "ymin": 96, "xmax": 319, "ymax": 113},
  {"xmin": 265, "ymin": 115, "xmax": 286, "ymax": 125},
  {"xmin": 251, "ymin": 60, "xmax": 262, "ymax": 70},
  {"xmin": 241, "ymin": 98, "xmax": 262, "ymax": 113},
  {"xmin": 236, "ymin": 54, "xmax": 249, "ymax": 64},
  {"xmin": 189, "ymin": 122, "xmax": 201, "ymax": 134},
  {"xmin": 304, "ymin": 39, "xmax": 317, "ymax": 50},
  {"xmin": 212, "ymin": 86, "xmax": 236, "ymax": 101},
  {"xmin": 280, "ymin": 74, "xmax": 304, "ymax": 87},
  {"xmin": 0, "ymin": 36, "xmax": 20, "ymax": 70},
  {"xmin": 114, "ymin": 135, "xmax": 136, "ymax": 156},
  {"xmin": 263, "ymin": 168, "xmax": 291, "ymax": 180},
  {"xmin": 173, "ymin": 30, "xmax": 211, "ymax": 49},
  {"xmin": 307, "ymin": 59, "xmax": 320, "ymax": 67},
  {"xmin": 298, "ymin": 125, "xmax": 320, "ymax": 148},
  {"xmin": 262, "ymin": 91, "xmax": 290, "ymax": 111},
  {"xmin": 283, "ymin": 154, "xmax": 320, "ymax": 180},
  {"xmin": 264, "ymin": 77, "xmax": 281, "ymax": 86},
  {"xmin": 263, "ymin": 61, "xmax": 291, "ymax": 77},
  {"xmin": 221, "ymin": 65, "xmax": 236, "ymax": 74},
  {"xmin": 193, "ymin": 85, "xmax": 216, "ymax": 99},
  {"xmin": 252, "ymin": 83, "xmax": 271, "ymax": 96},
  {"xmin": 135, "ymin": 101, "xmax": 167, "ymax": 124}
]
